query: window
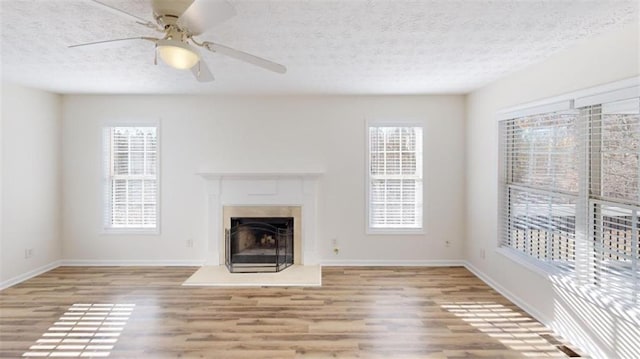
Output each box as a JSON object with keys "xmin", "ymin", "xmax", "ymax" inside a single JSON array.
[
  {"xmin": 500, "ymin": 88, "xmax": 639, "ymax": 303},
  {"xmin": 103, "ymin": 126, "xmax": 158, "ymax": 231},
  {"xmin": 586, "ymin": 98, "xmax": 640, "ymax": 301},
  {"xmin": 500, "ymin": 110, "xmax": 579, "ymax": 270},
  {"xmin": 367, "ymin": 125, "xmax": 423, "ymax": 232}
]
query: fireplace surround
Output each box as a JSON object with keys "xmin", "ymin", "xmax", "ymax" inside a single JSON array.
[{"xmin": 197, "ymin": 170, "xmax": 322, "ymax": 268}]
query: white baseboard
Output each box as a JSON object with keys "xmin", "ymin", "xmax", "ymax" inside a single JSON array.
[
  {"xmin": 60, "ymin": 259, "xmax": 206, "ymax": 267},
  {"xmin": 320, "ymin": 259, "xmax": 465, "ymax": 266},
  {"xmin": 463, "ymin": 260, "xmax": 551, "ymax": 325},
  {"xmin": 0, "ymin": 260, "xmax": 62, "ymax": 291}
]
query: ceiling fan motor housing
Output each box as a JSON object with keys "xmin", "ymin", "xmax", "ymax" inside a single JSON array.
[{"xmin": 151, "ymin": 0, "xmax": 194, "ymax": 21}]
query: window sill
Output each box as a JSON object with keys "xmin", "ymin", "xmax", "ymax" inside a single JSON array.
[
  {"xmin": 494, "ymin": 247, "xmax": 561, "ymax": 278},
  {"xmin": 101, "ymin": 228, "xmax": 160, "ymax": 236},
  {"xmin": 367, "ymin": 228, "xmax": 425, "ymax": 236}
]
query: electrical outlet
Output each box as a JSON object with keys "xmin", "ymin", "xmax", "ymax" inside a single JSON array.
[
  {"xmin": 28, "ymin": 248, "xmax": 34, "ymax": 258},
  {"xmin": 186, "ymin": 239, "xmax": 194, "ymax": 248},
  {"xmin": 330, "ymin": 238, "xmax": 339, "ymax": 255},
  {"xmin": 480, "ymin": 249, "xmax": 486, "ymax": 259},
  {"xmin": 24, "ymin": 249, "xmax": 29, "ymax": 259}
]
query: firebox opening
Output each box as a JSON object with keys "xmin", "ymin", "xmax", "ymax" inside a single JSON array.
[{"xmin": 225, "ymin": 217, "xmax": 294, "ymax": 273}]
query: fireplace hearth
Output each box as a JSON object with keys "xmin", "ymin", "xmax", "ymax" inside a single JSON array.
[{"xmin": 225, "ymin": 217, "xmax": 294, "ymax": 273}]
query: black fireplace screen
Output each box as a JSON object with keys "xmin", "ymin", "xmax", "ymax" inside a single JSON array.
[{"xmin": 225, "ymin": 217, "xmax": 294, "ymax": 273}]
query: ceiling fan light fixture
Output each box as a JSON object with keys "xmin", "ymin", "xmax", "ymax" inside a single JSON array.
[{"xmin": 157, "ymin": 39, "xmax": 200, "ymax": 70}]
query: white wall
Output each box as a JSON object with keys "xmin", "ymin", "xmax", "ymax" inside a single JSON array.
[
  {"xmin": 0, "ymin": 83, "xmax": 3, "ymax": 284},
  {"xmin": 0, "ymin": 83, "xmax": 62, "ymax": 285},
  {"xmin": 62, "ymin": 95, "xmax": 466, "ymax": 264},
  {"xmin": 465, "ymin": 23, "xmax": 639, "ymax": 358}
]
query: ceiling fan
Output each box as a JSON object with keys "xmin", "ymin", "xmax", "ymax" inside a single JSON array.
[{"xmin": 70, "ymin": 0, "xmax": 287, "ymax": 82}]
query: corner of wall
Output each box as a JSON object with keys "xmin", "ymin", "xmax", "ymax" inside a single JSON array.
[{"xmin": 0, "ymin": 83, "xmax": 64, "ymax": 285}]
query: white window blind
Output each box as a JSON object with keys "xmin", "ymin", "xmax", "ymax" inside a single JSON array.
[
  {"xmin": 103, "ymin": 126, "xmax": 158, "ymax": 230},
  {"xmin": 500, "ymin": 93, "xmax": 640, "ymax": 303},
  {"xmin": 585, "ymin": 98, "xmax": 640, "ymax": 302},
  {"xmin": 500, "ymin": 111, "xmax": 580, "ymax": 271},
  {"xmin": 590, "ymin": 201, "xmax": 639, "ymax": 301},
  {"xmin": 368, "ymin": 126, "xmax": 423, "ymax": 230}
]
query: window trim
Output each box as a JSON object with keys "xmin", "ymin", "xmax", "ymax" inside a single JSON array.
[
  {"xmin": 365, "ymin": 119, "xmax": 425, "ymax": 235},
  {"xmin": 101, "ymin": 119, "xmax": 161, "ymax": 235},
  {"xmin": 497, "ymin": 76, "xmax": 640, "ymax": 122}
]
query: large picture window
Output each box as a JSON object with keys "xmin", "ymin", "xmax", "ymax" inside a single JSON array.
[
  {"xmin": 367, "ymin": 125, "xmax": 423, "ymax": 232},
  {"xmin": 500, "ymin": 91, "xmax": 639, "ymax": 303},
  {"xmin": 103, "ymin": 126, "xmax": 158, "ymax": 231}
]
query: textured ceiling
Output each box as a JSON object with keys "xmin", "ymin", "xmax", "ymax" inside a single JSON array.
[{"xmin": 1, "ymin": 0, "xmax": 638, "ymax": 95}]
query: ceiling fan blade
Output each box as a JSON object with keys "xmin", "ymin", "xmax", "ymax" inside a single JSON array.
[
  {"xmin": 202, "ymin": 42, "xmax": 287, "ymax": 74},
  {"xmin": 69, "ymin": 37, "xmax": 158, "ymax": 49},
  {"xmin": 88, "ymin": 0, "xmax": 161, "ymax": 31},
  {"xmin": 191, "ymin": 61, "xmax": 215, "ymax": 82},
  {"xmin": 177, "ymin": 0, "xmax": 236, "ymax": 36}
]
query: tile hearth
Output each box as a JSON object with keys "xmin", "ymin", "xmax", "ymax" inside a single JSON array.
[{"xmin": 182, "ymin": 265, "xmax": 322, "ymax": 287}]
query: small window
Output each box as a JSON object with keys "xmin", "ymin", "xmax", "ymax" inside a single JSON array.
[
  {"xmin": 367, "ymin": 125, "xmax": 423, "ymax": 232},
  {"xmin": 103, "ymin": 126, "xmax": 158, "ymax": 232}
]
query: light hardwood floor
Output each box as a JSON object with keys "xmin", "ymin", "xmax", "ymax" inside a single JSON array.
[{"xmin": 1, "ymin": 266, "xmax": 582, "ymax": 358}]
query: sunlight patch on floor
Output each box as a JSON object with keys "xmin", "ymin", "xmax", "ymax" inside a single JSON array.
[
  {"xmin": 441, "ymin": 302, "xmax": 578, "ymax": 358},
  {"xmin": 22, "ymin": 303, "xmax": 134, "ymax": 358}
]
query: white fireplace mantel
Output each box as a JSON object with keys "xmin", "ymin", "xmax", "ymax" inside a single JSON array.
[{"xmin": 197, "ymin": 169, "xmax": 323, "ymax": 266}]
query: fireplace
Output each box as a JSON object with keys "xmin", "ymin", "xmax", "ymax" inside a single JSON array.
[
  {"xmin": 197, "ymin": 170, "xmax": 322, "ymax": 268},
  {"xmin": 225, "ymin": 217, "xmax": 294, "ymax": 273}
]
